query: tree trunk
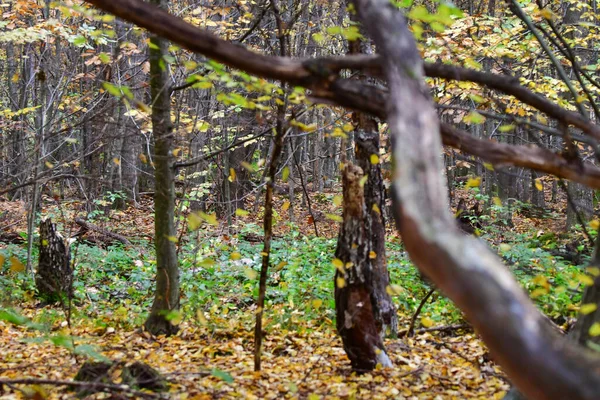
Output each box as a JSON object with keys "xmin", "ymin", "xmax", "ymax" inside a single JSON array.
[
  {"xmin": 36, "ymin": 219, "xmax": 72, "ymax": 303},
  {"xmin": 335, "ymin": 163, "xmax": 392, "ymax": 371},
  {"xmin": 144, "ymin": 0, "xmax": 180, "ymax": 336}
]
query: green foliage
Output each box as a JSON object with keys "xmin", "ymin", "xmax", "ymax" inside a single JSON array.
[{"xmin": 0, "ymin": 220, "xmax": 590, "ymax": 332}]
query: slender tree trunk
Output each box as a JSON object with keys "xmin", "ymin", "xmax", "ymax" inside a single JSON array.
[{"xmin": 144, "ymin": 0, "xmax": 180, "ymax": 336}]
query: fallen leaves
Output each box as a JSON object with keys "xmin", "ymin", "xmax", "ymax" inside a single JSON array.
[{"xmin": 0, "ymin": 311, "xmax": 509, "ymax": 399}]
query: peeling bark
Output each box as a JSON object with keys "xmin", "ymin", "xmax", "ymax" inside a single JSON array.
[{"xmin": 335, "ymin": 164, "xmax": 392, "ymax": 371}]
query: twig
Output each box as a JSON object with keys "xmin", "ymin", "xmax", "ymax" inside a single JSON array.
[
  {"xmin": 405, "ymin": 287, "xmax": 436, "ymax": 338},
  {"xmin": 291, "ymin": 141, "xmax": 320, "ymax": 236},
  {"xmin": 398, "ymin": 323, "xmax": 471, "ymax": 336}
]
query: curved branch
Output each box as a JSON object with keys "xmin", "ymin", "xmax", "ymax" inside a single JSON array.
[
  {"xmin": 318, "ymin": 79, "xmax": 600, "ymax": 189},
  {"xmin": 352, "ymin": 0, "xmax": 600, "ymax": 399}
]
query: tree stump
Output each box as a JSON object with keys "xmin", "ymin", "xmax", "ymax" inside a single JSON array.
[{"xmin": 36, "ymin": 219, "xmax": 73, "ymax": 302}]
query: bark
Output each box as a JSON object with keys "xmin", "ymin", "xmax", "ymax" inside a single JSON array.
[
  {"xmin": 36, "ymin": 219, "xmax": 73, "ymax": 302},
  {"xmin": 335, "ymin": 163, "xmax": 392, "ymax": 371},
  {"xmin": 348, "ymin": 19, "xmax": 398, "ymax": 339},
  {"xmin": 351, "ymin": 0, "xmax": 600, "ymax": 399},
  {"xmin": 144, "ymin": 0, "xmax": 180, "ymax": 336}
]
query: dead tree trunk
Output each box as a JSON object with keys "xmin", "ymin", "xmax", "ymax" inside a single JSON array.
[
  {"xmin": 36, "ymin": 219, "xmax": 72, "ymax": 302},
  {"xmin": 335, "ymin": 163, "xmax": 392, "ymax": 371}
]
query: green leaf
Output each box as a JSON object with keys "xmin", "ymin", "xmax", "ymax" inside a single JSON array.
[
  {"xmin": 211, "ymin": 368, "xmax": 234, "ymax": 383},
  {"xmin": 72, "ymin": 35, "xmax": 87, "ymax": 46},
  {"xmin": 73, "ymin": 344, "xmax": 111, "ymax": 362},
  {"xmin": 102, "ymin": 82, "xmax": 123, "ymax": 98},
  {"xmin": 463, "ymin": 111, "xmax": 485, "ymax": 124}
]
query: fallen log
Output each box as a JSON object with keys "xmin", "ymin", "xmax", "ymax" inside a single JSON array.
[{"xmin": 74, "ymin": 218, "xmax": 131, "ymax": 246}]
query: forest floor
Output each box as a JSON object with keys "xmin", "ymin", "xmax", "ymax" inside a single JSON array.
[{"xmin": 0, "ymin": 185, "xmax": 586, "ymax": 399}]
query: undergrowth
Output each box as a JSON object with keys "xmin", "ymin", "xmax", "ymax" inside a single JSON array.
[{"xmin": 0, "ymin": 223, "xmax": 590, "ymax": 333}]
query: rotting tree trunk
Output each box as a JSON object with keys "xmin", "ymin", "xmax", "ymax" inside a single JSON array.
[
  {"xmin": 36, "ymin": 219, "xmax": 73, "ymax": 303},
  {"xmin": 355, "ymin": 130, "xmax": 398, "ymax": 337},
  {"xmin": 335, "ymin": 163, "xmax": 392, "ymax": 371},
  {"xmin": 144, "ymin": 0, "xmax": 180, "ymax": 336},
  {"xmin": 352, "ymin": 0, "xmax": 600, "ymax": 398}
]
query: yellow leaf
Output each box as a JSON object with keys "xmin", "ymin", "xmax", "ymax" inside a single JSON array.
[
  {"xmin": 198, "ymin": 258, "xmax": 215, "ymax": 267},
  {"xmin": 586, "ymin": 267, "xmax": 600, "ymax": 277},
  {"xmin": 199, "ymin": 211, "xmax": 218, "ymax": 226},
  {"xmin": 580, "ymin": 303, "xmax": 597, "ymax": 315},
  {"xmin": 244, "ymin": 268, "xmax": 258, "ymax": 280},
  {"xmin": 536, "ymin": 114, "xmax": 548, "ymax": 124},
  {"xmin": 0, "ymin": 254, "xmax": 4, "ymax": 268},
  {"xmin": 308, "ymin": 394, "xmax": 321, "ymax": 400},
  {"xmin": 9, "ymin": 257, "xmax": 25, "ymax": 273},
  {"xmin": 172, "ymin": 148, "xmax": 182, "ymax": 157},
  {"xmin": 325, "ymin": 213, "xmax": 343, "ymax": 222},
  {"xmin": 578, "ymin": 274, "xmax": 595, "ymax": 286},
  {"xmin": 530, "ymin": 287, "xmax": 548, "ymax": 298},
  {"xmin": 540, "ymin": 8, "xmax": 554, "ymax": 20},
  {"xmin": 534, "ymin": 178, "xmax": 543, "ymax": 191},
  {"xmin": 228, "ymin": 168, "xmax": 236, "ymax": 182},
  {"xmin": 275, "ymin": 261, "xmax": 287, "ymax": 271},
  {"xmin": 112, "ymin": 157, "xmax": 120, "ymax": 166},
  {"xmin": 499, "ymin": 243, "xmax": 511, "ymax": 252},
  {"xmin": 386, "ymin": 284, "xmax": 404, "ymax": 296},
  {"xmin": 370, "ymin": 154, "xmax": 379, "ymax": 164},
  {"xmin": 369, "ymin": 251, "xmax": 377, "ymax": 259},
  {"xmin": 282, "ymin": 166, "xmax": 290, "ymax": 182},
  {"xmin": 230, "ymin": 252, "xmax": 242, "ymax": 261},
  {"xmin": 45, "ymin": 161, "xmax": 54, "ymax": 169},
  {"xmin": 139, "ymin": 153, "xmax": 147, "ymax": 164},
  {"xmin": 312, "ymin": 299, "xmax": 323, "ymax": 308},
  {"xmin": 372, "ymin": 204, "xmax": 381, "ymax": 214},
  {"xmin": 532, "ymin": 274, "xmax": 549, "ymax": 289},
  {"xmin": 332, "ymin": 258, "xmax": 344, "ymax": 272},
  {"xmin": 260, "ymin": 251, "xmax": 268, "ymax": 257},
  {"xmin": 282, "ymin": 201, "xmax": 290, "ymax": 211},
  {"xmin": 421, "ymin": 317, "xmax": 434, "ymax": 328},
  {"xmin": 336, "ymin": 276, "xmax": 346, "ymax": 288},
  {"xmin": 359, "ymin": 176, "xmax": 368, "ymax": 187},
  {"xmin": 589, "ymin": 322, "xmax": 600, "ymax": 337},
  {"xmin": 235, "ymin": 208, "xmax": 249, "ymax": 217},
  {"xmin": 465, "ymin": 177, "xmax": 481, "ymax": 188},
  {"xmin": 166, "ymin": 235, "xmax": 178, "ymax": 243},
  {"xmin": 241, "ymin": 161, "xmax": 255, "ymax": 172},
  {"xmin": 493, "ymin": 197, "xmax": 502, "ymax": 207},
  {"xmin": 333, "ymin": 195, "xmax": 343, "ymax": 207},
  {"xmin": 188, "ymin": 213, "xmax": 202, "ymax": 230},
  {"xmin": 196, "ymin": 309, "xmax": 208, "ymax": 325},
  {"xmin": 590, "ymin": 220, "xmax": 600, "ymax": 230},
  {"xmin": 342, "ymin": 123, "xmax": 354, "ymax": 132}
]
